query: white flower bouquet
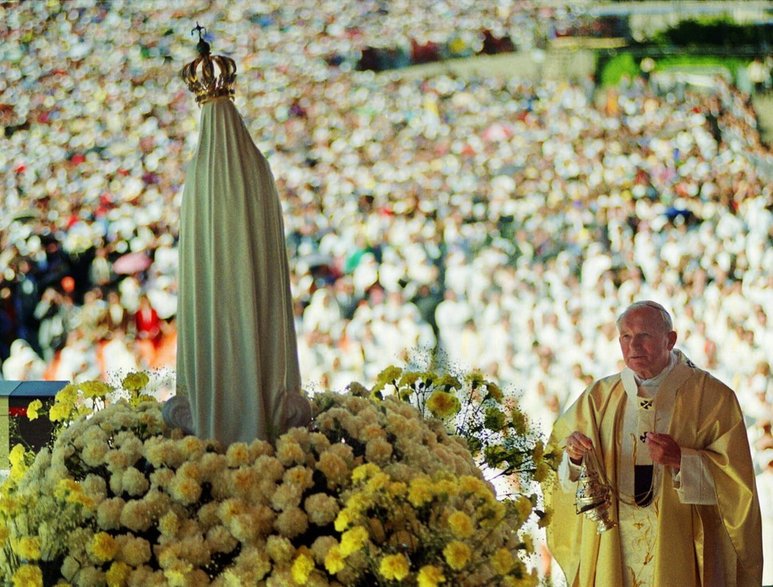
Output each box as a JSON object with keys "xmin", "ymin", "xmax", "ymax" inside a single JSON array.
[{"xmin": 0, "ymin": 369, "xmax": 553, "ymax": 586}]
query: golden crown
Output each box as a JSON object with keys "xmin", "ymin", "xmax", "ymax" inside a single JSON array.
[{"xmin": 181, "ymin": 24, "xmax": 237, "ymax": 105}]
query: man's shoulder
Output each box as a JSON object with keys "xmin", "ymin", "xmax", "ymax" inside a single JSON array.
[
  {"xmin": 680, "ymin": 358, "xmax": 729, "ymax": 385},
  {"xmin": 585, "ymin": 372, "xmax": 624, "ymax": 397},
  {"xmin": 593, "ymin": 372, "xmax": 623, "ymax": 386},
  {"xmin": 679, "ymin": 360, "xmax": 737, "ymax": 399}
]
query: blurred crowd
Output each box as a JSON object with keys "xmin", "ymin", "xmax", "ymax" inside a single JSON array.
[{"xmin": 1, "ymin": 0, "xmax": 772, "ymax": 489}]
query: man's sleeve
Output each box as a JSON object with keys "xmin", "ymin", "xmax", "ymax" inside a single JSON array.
[
  {"xmin": 558, "ymin": 450, "xmax": 583, "ymax": 491},
  {"xmin": 672, "ymin": 447, "xmax": 717, "ymax": 505}
]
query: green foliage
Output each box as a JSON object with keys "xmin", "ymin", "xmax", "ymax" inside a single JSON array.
[
  {"xmin": 652, "ymin": 17, "xmax": 769, "ymax": 48},
  {"xmin": 599, "ymin": 52, "xmax": 749, "ymax": 88},
  {"xmin": 599, "ymin": 52, "xmax": 638, "ymax": 87}
]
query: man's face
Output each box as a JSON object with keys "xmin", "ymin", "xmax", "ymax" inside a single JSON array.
[{"xmin": 618, "ymin": 307, "xmax": 677, "ymax": 379}]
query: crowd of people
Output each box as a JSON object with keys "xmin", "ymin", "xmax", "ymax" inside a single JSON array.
[{"xmin": 1, "ymin": 0, "xmax": 772, "ymax": 554}]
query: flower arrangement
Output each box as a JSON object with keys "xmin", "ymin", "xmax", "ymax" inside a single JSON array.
[{"xmin": 0, "ymin": 368, "xmax": 552, "ymax": 586}]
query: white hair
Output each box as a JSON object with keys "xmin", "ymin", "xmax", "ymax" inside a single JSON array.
[{"xmin": 616, "ymin": 300, "xmax": 673, "ymax": 332}]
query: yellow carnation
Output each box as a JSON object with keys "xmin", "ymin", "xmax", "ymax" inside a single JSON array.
[
  {"xmin": 339, "ymin": 525, "xmax": 368, "ymax": 556},
  {"xmin": 324, "ymin": 545, "xmax": 345, "ymax": 574},
  {"xmin": 291, "ymin": 552, "xmax": 315, "ymax": 585},
  {"xmin": 26, "ymin": 399, "xmax": 42, "ymax": 421},
  {"xmin": 418, "ymin": 564, "xmax": 446, "ymax": 587},
  {"xmin": 379, "ymin": 553, "xmax": 410, "ymax": 581},
  {"xmin": 447, "ymin": 511, "xmax": 474, "ymax": 539},
  {"xmin": 90, "ymin": 531, "xmax": 119, "ymax": 562},
  {"xmin": 12, "ymin": 564, "xmax": 43, "ymax": 587},
  {"xmin": 426, "ymin": 390, "xmax": 460, "ymax": 418},
  {"xmin": 334, "ymin": 508, "xmax": 354, "ymax": 532},
  {"xmin": 443, "ymin": 540, "xmax": 471, "ymax": 570}
]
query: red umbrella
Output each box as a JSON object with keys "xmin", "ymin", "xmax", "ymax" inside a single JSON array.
[{"xmin": 113, "ymin": 252, "xmax": 152, "ymax": 275}]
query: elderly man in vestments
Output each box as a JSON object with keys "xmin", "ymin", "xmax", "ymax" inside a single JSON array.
[{"xmin": 545, "ymin": 300, "xmax": 762, "ymax": 586}]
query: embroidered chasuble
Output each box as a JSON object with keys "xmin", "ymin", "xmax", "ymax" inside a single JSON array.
[{"xmin": 545, "ymin": 350, "xmax": 763, "ymax": 587}]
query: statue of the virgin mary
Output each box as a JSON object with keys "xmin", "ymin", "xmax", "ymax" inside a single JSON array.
[{"xmin": 164, "ymin": 26, "xmax": 310, "ymax": 445}]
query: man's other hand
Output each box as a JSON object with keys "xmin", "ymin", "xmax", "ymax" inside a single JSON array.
[{"xmin": 645, "ymin": 432, "xmax": 682, "ymax": 470}]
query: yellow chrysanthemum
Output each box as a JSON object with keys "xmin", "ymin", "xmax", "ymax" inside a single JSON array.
[
  {"xmin": 26, "ymin": 399, "xmax": 42, "ymax": 421},
  {"xmin": 158, "ymin": 510, "xmax": 181, "ymax": 537},
  {"xmin": 408, "ymin": 476, "xmax": 435, "ymax": 508},
  {"xmin": 8, "ymin": 444, "xmax": 28, "ymax": 471},
  {"xmin": 106, "ymin": 560, "xmax": 132, "ymax": 587},
  {"xmin": 79, "ymin": 380, "xmax": 112, "ymax": 399},
  {"xmin": 339, "ymin": 525, "xmax": 368, "ymax": 556},
  {"xmin": 388, "ymin": 481, "xmax": 408, "ymax": 498},
  {"xmin": 13, "ymin": 536, "xmax": 41, "ymax": 560},
  {"xmin": 447, "ymin": 510, "xmax": 474, "ymax": 539},
  {"xmin": 351, "ymin": 463, "xmax": 380, "ymax": 483},
  {"xmin": 397, "ymin": 371, "xmax": 422, "ymax": 387},
  {"xmin": 443, "ymin": 540, "xmax": 471, "ymax": 571},
  {"xmin": 54, "ymin": 478, "xmax": 80, "ymax": 500},
  {"xmin": 12, "ymin": 564, "xmax": 43, "ymax": 587},
  {"xmin": 515, "ymin": 495, "xmax": 534, "ymax": 523},
  {"xmin": 374, "ymin": 365, "xmax": 403, "ymax": 390},
  {"xmin": 121, "ymin": 371, "xmax": 150, "ymax": 393},
  {"xmin": 291, "ymin": 552, "xmax": 315, "ymax": 585},
  {"xmin": 379, "ymin": 553, "xmax": 410, "ymax": 581},
  {"xmin": 418, "ymin": 564, "xmax": 446, "ymax": 587},
  {"xmin": 491, "ymin": 547, "xmax": 515, "ymax": 575},
  {"xmin": 486, "ymin": 382, "xmax": 504, "ymax": 401},
  {"xmin": 55, "ymin": 383, "xmax": 78, "ymax": 404},
  {"xmin": 483, "ymin": 406, "xmax": 506, "ymax": 431},
  {"xmin": 89, "ymin": 531, "xmax": 119, "ymax": 562},
  {"xmin": 426, "ymin": 390, "xmax": 460, "ymax": 418},
  {"xmin": 432, "ymin": 478, "xmax": 456, "ymax": 497},
  {"xmin": 334, "ymin": 508, "xmax": 353, "ymax": 532},
  {"xmin": 537, "ymin": 508, "xmax": 553, "ymax": 529},
  {"xmin": 458, "ymin": 476, "xmax": 490, "ymax": 499},
  {"xmin": 48, "ymin": 401, "xmax": 72, "ymax": 423},
  {"xmin": 324, "ymin": 545, "xmax": 345, "ymax": 574}
]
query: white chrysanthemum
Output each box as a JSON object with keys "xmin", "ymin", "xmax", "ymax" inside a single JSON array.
[
  {"xmin": 276, "ymin": 438, "xmax": 307, "ymax": 467},
  {"xmin": 197, "ymin": 501, "xmax": 220, "ymax": 530},
  {"xmin": 97, "ymin": 497, "xmax": 125, "ymax": 530},
  {"xmin": 365, "ymin": 437, "xmax": 394, "ymax": 464},
  {"xmin": 120, "ymin": 499, "xmax": 154, "ymax": 533},
  {"xmin": 225, "ymin": 443, "xmax": 251, "ymax": 468},
  {"xmin": 266, "ymin": 535, "xmax": 295, "ymax": 564},
  {"xmin": 116, "ymin": 535, "xmax": 151, "ymax": 566},
  {"xmin": 315, "ymin": 450, "xmax": 351, "ymax": 487},
  {"xmin": 74, "ymin": 565, "xmax": 104, "ymax": 587},
  {"xmin": 149, "ymin": 468, "xmax": 174, "ymax": 490},
  {"xmin": 82, "ymin": 474, "xmax": 108, "ymax": 502},
  {"xmin": 275, "ymin": 507, "xmax": 308, "ymax": 539},
  {"xmin": 271, "ymin": 482, "xmax": 303, "ymax": 511},
  {"xmin": 304, "ymin": 493, "xmax": 339, "ymax": 526},
  {"xmin": 206, "ymin": 524, "xmax": 238, "ymax": 554},
  {"xmin": 122, "ymin": 467, "xmax": 150, "ymax": 497}
]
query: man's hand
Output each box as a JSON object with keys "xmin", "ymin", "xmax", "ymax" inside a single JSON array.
[
  {"xmin": 565, "ymin": 431, "xmax": 593, "ymax": 464},
  {"xmin": 645, "ymin": 432, "xmax": 681, "ymax": 470}
]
